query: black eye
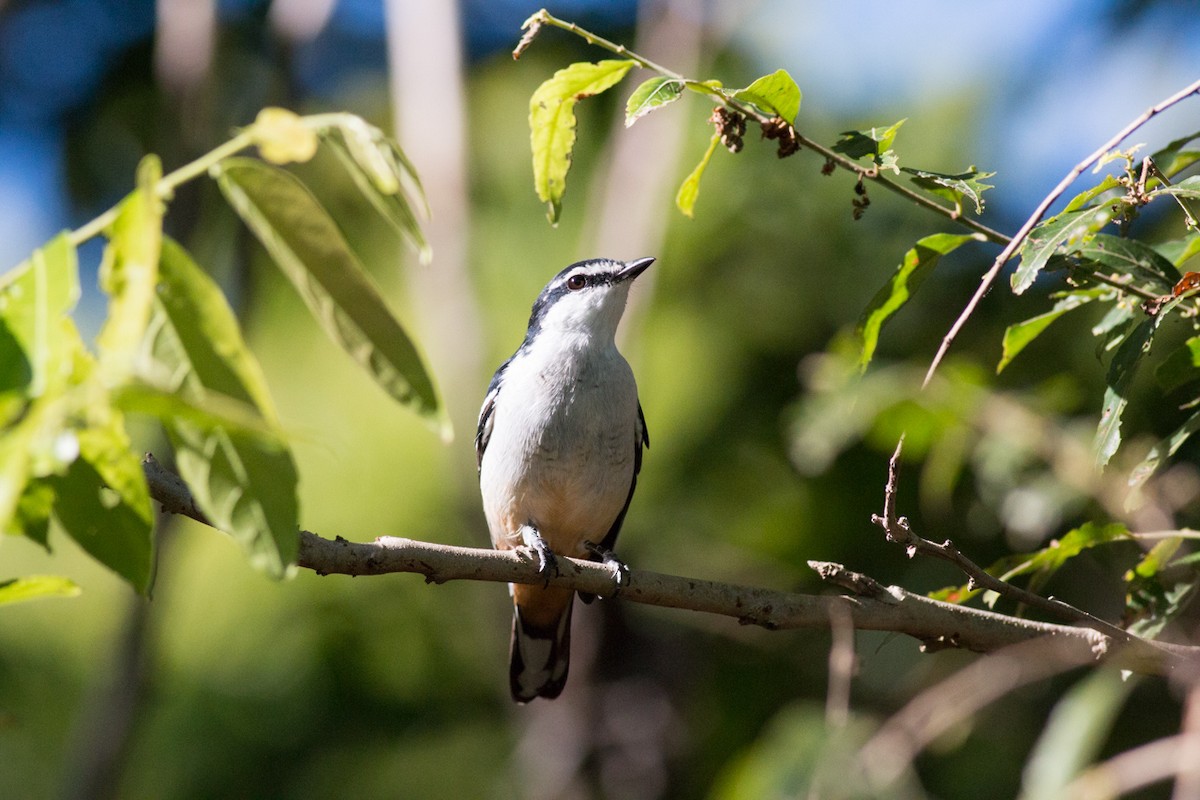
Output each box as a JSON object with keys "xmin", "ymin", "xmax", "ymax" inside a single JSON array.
[{"xmin": 566, "ymin": 274, "xmax": 587, "ymax": 291}]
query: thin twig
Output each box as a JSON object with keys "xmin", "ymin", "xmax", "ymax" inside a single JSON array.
[
  {"xmin": 870, "ymin": 440, "xmax": 1163, "ymax": 651},
  {"xmin": 523, "ymin": 8, "xmax": 1010, "ymax": 245},
  {"xmin": 923, "ymin": 76, "xmax": 1200, "ymax": 388}
]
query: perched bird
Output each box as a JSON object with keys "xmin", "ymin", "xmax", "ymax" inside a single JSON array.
[{"xmin": 476, "ymin": 257, "xmax": 653, "ymax": 703}]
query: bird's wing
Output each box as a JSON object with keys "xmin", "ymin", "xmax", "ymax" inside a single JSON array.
[
  {"xmin": 594, "ymin": 399, "xmax": 648, "ymax": 554},
  {"xmin": 475, "ymin": 362, "xmax": 509, "ymax": 471}
]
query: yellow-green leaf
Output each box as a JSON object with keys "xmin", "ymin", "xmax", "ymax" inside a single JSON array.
[
  {"xmin": 676, "ymin": 133, "xmax": 720, "ymax": 219},
  {"xmin": 97, "ymin": 156, "xmax": 163, "ymax": 382},
  {"xmin": 0, "ymin": 575, "xmax": 81, "ymax": 606},
  {"xmin": 625, "ymin": 77, "xmax": 684, "ymax": 127},
  {"xmin": 530, "ymin": 59, "xmax": 636, "ymax": 223},
  {"xmin": 730, "ymin": 69, "xmax": 802, "ymax": 125},
  {"xmin": 251, "ymin": 107, "xmax": 319, "ymax": 165}
]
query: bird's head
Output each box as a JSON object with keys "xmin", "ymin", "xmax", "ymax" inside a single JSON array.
[{"xmin": 525, "ymin": 257, "xmax": 654, "ymax": 342}]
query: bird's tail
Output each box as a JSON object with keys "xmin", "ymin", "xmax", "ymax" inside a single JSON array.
[{"xmin": 510, "ymin": 585, "xmax": 574, "ymax": 703}]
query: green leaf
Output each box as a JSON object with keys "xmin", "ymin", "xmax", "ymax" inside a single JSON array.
[
  {"xmin": 1063, "ymin": 174, "xmax": 1123, "ymax": 213},
  {"xmin": 96, "ymin": 156, "xmax": 163, "ymax": 382},
  {"xmin": 625, "ymin": 77, "xmax": 685, "ymax": 127},
  {"xmin": 855, "ymin": 233, "xmax": 981, "ymax": 371},
  {"xmin": 998, "ymin": 289, "xmax": 1106, "ymax": 373},
  {"xmin": 831, "ymin": 120, "xmax": 905, "ymax": 162},
  {"xmin": 0, "ymin": 234, "xmax": 80, "ymax": 397},
  {"xmin": 529, "ymin": 59, "xmax": 636, "ymax": 223},
  {"xmin": 7, "ymin": 480, "xmax": 54, "ymax": 547},
  {"xmin": 1155, "ymin": 335, "xmax": 1200, "ymax": 393},
  {"xmin": 676, "ymin": 133, "xmax": 721, "ymax": 219},
  {"xmin": 48, "ymin": 451, "xmax": 153, "ymax": 593},
  {"xmin": 999, "ymin": 522, "xmax": 1130, "ymax": 581},
  {"xmin": 1094, "ymin": 319, "xmax": 1155, "ymax": 468},
  {"xmin": 149, "ymin": 237, "xmax": 299, "ymax": 577},
  {"xmin": 901, "ymin": 166, "xmax": 995, "ymax": 214},
  {"xmin": 1011, "ymin": 205, "xmax": 1116, "ymax": 294},
  {"xmin": 1150, "ymin": 131, "xmax": 1200, "ymax": 178},
  {"xmin": 1130, "ymin": 537, "xmax": 1182, "ymax": 581},
  {"xmin": 1156, "ymin": 232, "xmax": 1200, "ymax": 267},
  {"xmin": 1017, "ymin": 670, "xmax": 1135, "ymax": 800},
  {"xmin": 0, "ymin": 236, "xmax": 80, "ymax": 529},
  {"xmin": 215, "ymin": 158, "xmax": 449, "ymax": 439},
  {"xmin": 320, "ymin": 118, "xmax": 431, "ymax": 264},
  {"xmin": 0, "ymin": 575, "xmax": 81, "ymax": 606},
  {"xmin": 1128, "ymin": 410, "xmax": 1200, "ymax": 493},
  {"xmin": 1074, "ymin": 233, "xmax": 1179, "ymax": 292},
  {"xmin": 730, "ymin": 69, "xmax": 801, "ymax": 125}
]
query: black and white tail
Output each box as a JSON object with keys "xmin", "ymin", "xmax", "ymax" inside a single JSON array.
[{"xmin": 510, "ymin": 597, "xmax": 573, "ymax": 703}]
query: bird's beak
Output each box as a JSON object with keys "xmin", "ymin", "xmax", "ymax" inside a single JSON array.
[{"xmin": 617, "ymin": 257, "xmax": 655, "ymax": 282}]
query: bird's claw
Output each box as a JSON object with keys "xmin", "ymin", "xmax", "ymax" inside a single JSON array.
[
  {"xmin": 519, "ymin": 524, "xmax": 559, "ymax": 582},
  {"xmin": 584, "ymin": 540, "xmax": 630, "ymax": 596}
]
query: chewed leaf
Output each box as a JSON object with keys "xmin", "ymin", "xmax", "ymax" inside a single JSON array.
[
  {"xmin": 997, "ymin": 289, "xmax": 1106, "ymax": 373},
  {"xmin": 855, "ymin": 232, "xmax": 981, "ymax": 371},
  {"xmin": 530, "ymin": 60, "xmax": 636, "ymax": 223},
  {"xmin": 1094, "ymin": 319, "xmax": 1155, "ymax": 468},
  {"xmin": 625, "ymin": 77, "xmax": 684, "ymax": 127},
  {"xmin": 901, "ymin": 166, "xmax": 995, "ymax": 215},
  {"xmin": 730, "ymin": 69, "xmax": 801, "ymax": 125},
  {"xmin": 676, "ymin": 132, "xmax": 721, "ymax": 219},
  {"xmin": 1012, "ymin": 205, "xmax": 1116, "ymax": 294},
  {"xmin": 1074, "ymin": 233, "xmax": 1179, "ymax": 292},
  {"xmin": 832, "ymin": 120, "xmax": 905, "ymax": 162}
]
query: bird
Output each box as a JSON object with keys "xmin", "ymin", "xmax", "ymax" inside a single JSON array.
[{"xmin": 476, "ymin": 256, "xmax": 653, "ymax": 703}]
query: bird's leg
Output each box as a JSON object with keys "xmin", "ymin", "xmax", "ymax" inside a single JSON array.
[
  {"xmin": 518, "ymin": 523, "xmax": 558, "ymax": 582},
  {"xmin": 584, "ymin": 540, "xmax": 629, "ymax": 596}
]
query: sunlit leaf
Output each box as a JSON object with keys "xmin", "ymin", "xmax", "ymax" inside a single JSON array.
[
  {"xmin": 999, "ymin": 522, "xmax": 1131, "ymax": 581},
  {"xmin": 1094, "ymin": 319, "xmax": 1154, "ymax": 468},
  {"xmin": 251, "ymin": 107, "xmax": 319, "ymax": 165},
  {"xmin": 97, "ymin": 156, "xmax": 163, "ymax": 383},
  {"xmin": 0, "ymin": 575, "xmax": 81, "ymax": 606},
  {"xmin": 625, "ymin": 77, "xmax": 685, "ymax": 127},
  {"xmin": 6, "ymin": 480, "xmax": 54, "ymax": 547},
  {"xmin": 320, "ymin": 118, "xmax": 431, "ymax": 263},
  {"xmin": 730, "ymin": 69, "xmax": 801, "ymax": 125},
  {"xmin": 149, "ymin": 237, "xmax": 299, "ymax": 577},
  {"xmin": 676, "ymin": 133, "xmax": 720, "ymax": 219},
  {"xmin": 855, "ymin": 232, "xmax": 981, "ymax": 371},
  {"xmin": 0, "ymin": 234, "xmax": 79, "ymax": 397},
  {"xmin": 529, "ymin": 59, "xmax": 636, "ymax": 223},
  {"xmin": 831, "ymin": 119, "xmax": 905, "ymax": 162},
  {"xmin": 1063, "ymin": 174, "xmax": 1123, "ymax": 213},
  {"xmin": 901, "ymin": 166, "xmax": 995, "ymax": 214},
  {"xmin": 215, "ymin": 158, "xmax": 449, "ymax": 438},
  {"xmin": 1012, "ymin": 205, "xmax": 1116, "ymax": 294},
  {"xmin": 998, "ymin": 289, "xmax": 1106, "ymax": 373}
]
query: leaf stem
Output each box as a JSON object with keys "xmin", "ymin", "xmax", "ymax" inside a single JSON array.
[{"xmin": 529, "ymin": 9, "xmax": 1011, "ymax": 246}]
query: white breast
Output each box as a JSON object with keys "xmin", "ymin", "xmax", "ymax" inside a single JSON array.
[{"xmin": 480, "ymin": 334, "xmax": 638, "ymax": 557}]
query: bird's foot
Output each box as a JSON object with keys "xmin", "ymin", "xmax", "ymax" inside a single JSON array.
[
  {"xmin": 584, "ymin": 540, "xmax": 630, "ymax": 596},
  {"xmin": 519, "ymin": 524, "xmax": 559, "ymax": 583}
]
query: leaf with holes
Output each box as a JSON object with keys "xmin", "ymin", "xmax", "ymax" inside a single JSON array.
[
  {"xmin": 901, "ymin": 166, "xmax": 995, "ymax": 214},
  {"xmin": 529, "ymin": 60, "xmax": 636, "ymax": 223},
  {"xmin": 1012, "ymin": 204, "xmax": 1117, "ymax": 294},
  {"xmin": 1094, "ymin": 319, "xmax": 1155, "ymax": 468}
]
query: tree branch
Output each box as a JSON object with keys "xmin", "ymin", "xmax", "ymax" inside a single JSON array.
[
  {"xmin": 923, "ymin": 75, "xmax": 1200, "ymax": 387},
  {"xmin": 142, "ymin": 454, "xmax": 1197, "ymax": 677}
]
